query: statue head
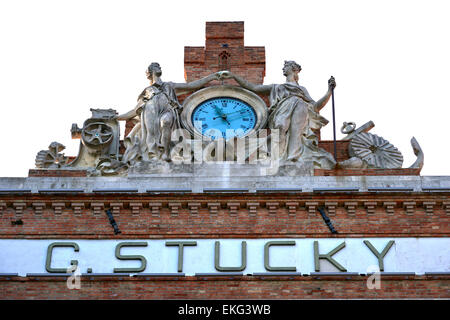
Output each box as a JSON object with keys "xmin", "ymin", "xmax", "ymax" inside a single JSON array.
[
  {"xmin": 146, "ymin": 62, "xmax": 162, "ymax": 81},
  {"xmin": 283, "ymin": 60, "xmax": 302, "ymax": 77}
]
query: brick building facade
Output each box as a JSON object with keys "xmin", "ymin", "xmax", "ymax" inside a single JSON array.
[{"xmin": 0, "ymin": 22, "xmax": 449, "ymax": 300}]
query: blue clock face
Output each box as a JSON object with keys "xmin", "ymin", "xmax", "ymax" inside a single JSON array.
[{"xmin": 192, "ymin": 97, "xmax": 257, "ymax": 139}]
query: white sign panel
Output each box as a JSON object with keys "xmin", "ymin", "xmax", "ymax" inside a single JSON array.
[{"xmin": 0, "ymin": 238, "xmax": 449, "ymax": 276}]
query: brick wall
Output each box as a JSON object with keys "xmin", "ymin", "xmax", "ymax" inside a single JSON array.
[
  {"xmin": 184, "ymin": 21, "xmax": 265, "ymax": 85},
  {"xmin": 1, "ymin": 193, "xmax": 448, "ymax": 238},
  {"xmin": 1, "ymin": 275, "xmax": 448, "ymax": 299}
]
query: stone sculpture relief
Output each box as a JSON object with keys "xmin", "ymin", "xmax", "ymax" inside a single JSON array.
[
  {"xmin": 349, "ymin": 132, "xmax": 404, "ymax": 169},
  {"xmin": 33, "ymin": 60, "xmax": 424, "ymax": 176},
  {"xmin": 117, "ymin": 62, "xmax": 223, "ymax": 163},
  {"xmin": 220, "ymin": 61, "xmax": 336, "ymax": 169},
  {"xmin": 337, "ymin": 121, "xmax": 424, "ymax": 170},
  {"xmin": 35, "ymin": 142, "xmax": 68, "ymax": 168},
  {"xmin": 68, "ymin": 109, "xmax": 121, "ymax": 169}
]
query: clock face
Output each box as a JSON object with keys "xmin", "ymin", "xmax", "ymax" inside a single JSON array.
[{"xmin": 191, "ymin": 97, "xmax": 257, "ymax": 139}]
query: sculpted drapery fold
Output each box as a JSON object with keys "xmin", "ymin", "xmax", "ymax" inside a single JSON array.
[
  {"xmin": 268, "ymin": 83, "xmax": 335, "ymax": 168},
  {"xmin": 123, "ymin": 81, "xmax": 181, "ymax": 163}
]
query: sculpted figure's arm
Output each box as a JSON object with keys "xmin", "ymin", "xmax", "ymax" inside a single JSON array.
[
  {"xmin": 172, "ymin": 72, "xmax": 222, "ymax": 95},
  {"xmin": 117, "ymin": 108, "xmax": 138, "ymax": 121},
  {"xmin": 117, "ymin": 89, "xmax": 149, "ymax": 121},
  {"xmin": 224, "ymin": 71, "xmax": 272, "ymax": 95},
  {"xmin": 313, "ymin": 76, "xmax": 336, "ymax": 112}
]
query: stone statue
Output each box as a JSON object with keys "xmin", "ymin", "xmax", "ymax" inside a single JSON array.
[
  {"xmin": 221, "ymin": 61, "xmax": 336, "ymax": 168},
  {"xmin": 118, "ymin": 62, "xmax": 223, "ymax": 162}
]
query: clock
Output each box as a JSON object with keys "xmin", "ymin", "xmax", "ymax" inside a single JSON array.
[{"xmin": 180, "ymin": 86, "xmax": 268, "ymax": 140}]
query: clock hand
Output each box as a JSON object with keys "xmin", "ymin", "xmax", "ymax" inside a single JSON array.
[
  {"xmin": 213, "ymin": 104, "xmax": 224, "ymax": 116},
  {"xmin": 226, "ymin": 113, "xmax": 251, "ymax": 122},
  {"xmin": 211, "ymin": 115, "xmax": 231, "ymax": 125},
  {"xmin": 222, "ymin": 110, "xmax": 243, "ymax": 116},
  {"xmin": 212, "ymin": 105, "xmax": 231, "ymax": 125}
]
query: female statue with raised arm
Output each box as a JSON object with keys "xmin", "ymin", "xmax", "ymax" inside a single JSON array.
[
  {"xmin": 223, "ymin": 61, "xmax": 336, "ymax": 168},
  {"xmin": 117, "ymin": 62, "xmax": 222, "ymax": 163}
]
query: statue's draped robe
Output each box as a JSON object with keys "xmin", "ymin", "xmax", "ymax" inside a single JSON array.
[
  {"xmin": 268, "ymin": 83, "xmax": 335, "ymax": 168},
  {"xmin": 123, "ymin": 81, "xmax": 181, "ymax": 163}
]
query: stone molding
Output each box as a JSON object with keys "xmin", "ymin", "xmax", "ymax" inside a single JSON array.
[
  {"xmin": 344, "ymin": 202, "xmax": 358, "ymax": 216},
  {"xmin": 32, "ymin": 202, "xmax": 46, "ymax": 215},
  {"xmin": 227, "ymin": 202, "xmax": 240, "ymax": 215},
  {"xmin": 71, "ymin": 202, "xmax": 85, "ymax": 215},
  {"xmin": 364, "ymin": 202, "xmax": 377, "ymax": 215},
  {"xmin": 129, "ymin": 202, "xmax": 143, "ymax": 215},
  {"xmin": 324, "ymin": 202, "xmax": 338, "ymax": 216},
  {"xmin": 51, "ymin": 202, "xmax": 65, "ymax": 215},
  {"xmin": 403, "ymin": 202, "xmax": 416, "ymax": 216},
  {"xmin": 90, "ymin": 202, "xmax": 104, "ymax": 215},
  {"xmin": 266, "ymin": 202, "xmax": 279, "ymax": 215},
  {"xmin": 0, "ymin": 199, "xmax": 448, "ymax": 216},
  {"xmin": 285, "ymin": 202, "xmax": 299, "ymax": 215}
]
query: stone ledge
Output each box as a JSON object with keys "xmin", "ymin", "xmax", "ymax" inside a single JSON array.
[
  {"xmin": 315, "ymin": 168, "xmax": 421, "ymax": 176},
  {"xmin": 0, "ymin": 199, "xmax": 449, "ymax": 216},
  {"xmin": 28, "ymin": 169, "xmax": 87, "ymax": 177}
]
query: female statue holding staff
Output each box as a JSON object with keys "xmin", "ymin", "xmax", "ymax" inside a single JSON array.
[{"xmin": 221, "ymin": 61, "xmax": 336, "ymax": 168}]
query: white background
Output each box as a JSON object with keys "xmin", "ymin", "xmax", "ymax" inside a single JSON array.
[{"xmin": 0, "ymin": 0, "xmax": 449, "ymax": 176}]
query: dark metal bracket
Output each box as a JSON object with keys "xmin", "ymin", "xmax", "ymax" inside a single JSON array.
[
  {"xmin": 317, "ymin": 207, "xmax": 338, "ymax": 234},
  {"xmin": 105, "ymin": 209, "xmax": 121, "ymax": 235}
]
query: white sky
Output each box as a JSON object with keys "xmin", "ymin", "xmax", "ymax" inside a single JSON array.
[{"xmin": 0, "ymin": 0, "xmax": 449, "ymax": 177}]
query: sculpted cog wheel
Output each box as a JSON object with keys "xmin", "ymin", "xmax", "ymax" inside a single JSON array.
[
  {"xmin": 35, "ymin": 142, "xmax": 67, "ymax": 168},
  {"xmin": 81, "ymin": 122, "xmax": 114, "ymax": 149},
  {"xmin": 349, "ymin": 132, "xmax": 403, "ymax": 169}
]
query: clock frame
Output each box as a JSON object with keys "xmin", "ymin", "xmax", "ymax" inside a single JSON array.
[{"xmin": 180, "ymin": 85, "xmax": 268, "ymax": 139}]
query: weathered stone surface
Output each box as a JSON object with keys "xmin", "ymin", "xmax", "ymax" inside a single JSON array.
[
  {"xmin": 1, "ymin": 175, "xmax": 449, "ymax": 194},
  {"xmin": 349, "ymin": 132, "xmax": 403, "ymax": 169}
]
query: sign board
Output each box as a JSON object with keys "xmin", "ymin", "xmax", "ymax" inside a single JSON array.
[{"xmin": 0, "ymin": 238, "xmax": 448, "ymax": 276}]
